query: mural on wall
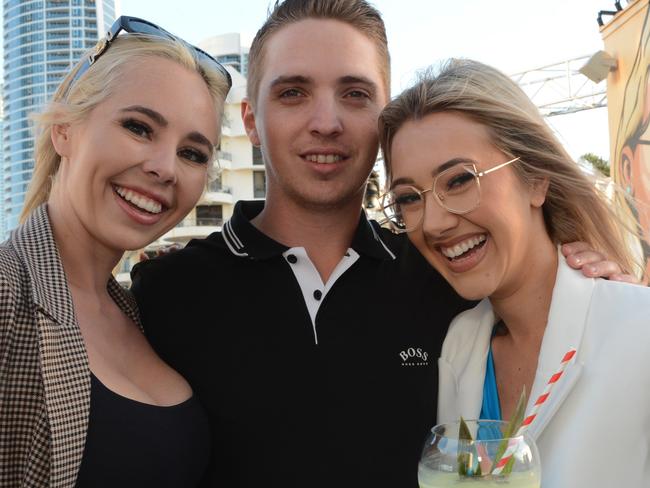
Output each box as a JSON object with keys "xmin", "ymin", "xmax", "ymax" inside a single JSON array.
[{"xmin": 611, "ymin": 3, "xmax": 650, "ymax": 278}]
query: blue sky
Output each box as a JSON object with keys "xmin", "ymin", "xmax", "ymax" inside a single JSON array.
[{"xmin": 119, "ymin": 0, "xmax": 612, "ymax": 159}]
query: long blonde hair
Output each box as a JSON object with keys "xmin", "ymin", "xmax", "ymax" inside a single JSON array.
[
  {"xmin": 379, "ymin": 59, "xmax": 643, "ymax": 277},
  {"xmin": 21, "ymin": 33, "xmax": 230, "ymax": 222}
]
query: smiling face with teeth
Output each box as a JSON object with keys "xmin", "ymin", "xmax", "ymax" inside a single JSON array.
[
  {"xmin": 48, "ymin": 56, "xmax": 220, "ymax": 253},
  {"xmin": 389, "ymin": 111, "xmax": 553, "ymax": 301},
  {"xmin": 242, "ymin": 18, "xmax": 388, "ymax": 212}
]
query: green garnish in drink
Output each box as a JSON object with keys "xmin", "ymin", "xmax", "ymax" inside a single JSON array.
[{"xmin": 457, "ymin": 388, "xmax": 527, "ymax": 478}]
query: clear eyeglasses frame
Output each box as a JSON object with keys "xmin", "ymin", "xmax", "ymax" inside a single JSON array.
[{"xmin": 380, "ymin": 156, "xmax": 520, "ymax": 233}]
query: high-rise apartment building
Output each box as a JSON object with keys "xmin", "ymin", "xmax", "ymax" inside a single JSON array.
[
  {"xmin": 1, "ymin": 0, "xmax": 116, "ymax": 238},
  {"xmin": 199, "ymin": 32, "xmax": 249, "ymax": 77}
]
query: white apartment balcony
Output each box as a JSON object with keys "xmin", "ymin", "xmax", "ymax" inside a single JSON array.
[
  {"xmin": 216, "ymin": 150, "xmax": 232, "ymax": 170},
  {"xmin": 221, "ymin": 125, "xmax": 248, "ymax": 138},
  {"xmin": 220, "ymin": 116, "xmax": 247, "ymax": 137},
  {"xmin": 159, "ymin": 216, "xmax": 223, "ymax": 245},
  {"xmin": 233, "ymin": 162, "xmax": 266, "ymax": 171},
  {"xmin": 203, "ymin": 180, "xmax": 234, "ymax": 204}
]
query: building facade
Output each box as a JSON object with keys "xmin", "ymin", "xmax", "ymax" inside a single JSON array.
[
  {"xmin": 1, "ymin": 0, "xmax": 116, "ymax": 239},
  {"xmin": 198, "ymin": 32, "xmax": 249, "ymax": 77},
  {"xmin": 159, "ymin": 33, "xmax": 264, "ymax": 245}
]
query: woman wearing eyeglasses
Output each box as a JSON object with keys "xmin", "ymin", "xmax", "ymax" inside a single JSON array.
[
  {"xmin": 0, "ymin": 17, "xmax": 230, "ymax": 488},
  {"xmin": 378, "ymin": 59, "xmax": 650, "ymax": 487}
]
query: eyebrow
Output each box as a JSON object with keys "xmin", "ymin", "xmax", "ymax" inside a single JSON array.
[
  {"xmin": 187, "ymin": 131, "xmax": 215, "ymax": 151},
  {"xmin": 120, "ymin": 105, "xmax": 168, "ymax": 127},
  {"xmin": 434, "ymin": 157, "xmax": 476, "ymax": 175},
  {"xmin": 121, "ymin": 105, "xmax": 216, "ymax": 150},
  {"xmin": 389, "ymin": 157, "xmax": 476, "ymax": 189},
  {"xmin": 339, "ymin": 75, "xmax": 378, "ymax": 92},
  {"xmin": 270, "ymin": 74, "xmax": 378, "ymax": 92},
  {"xmin": 270, "ymin": 75, "xmax": 311, "ymax": 89}
]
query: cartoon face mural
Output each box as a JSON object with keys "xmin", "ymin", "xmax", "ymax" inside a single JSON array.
[{"xmin": 612, "ymin": 5, "xmax": 650, "ymax": 278}]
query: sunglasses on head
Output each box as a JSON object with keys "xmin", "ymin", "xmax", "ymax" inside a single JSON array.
[{"xmin": 67, "ymin": 15, "xmax": 232, "ymax": 92}]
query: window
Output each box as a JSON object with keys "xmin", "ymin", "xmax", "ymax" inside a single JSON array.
[
  {"xmin": 253, "ymin": 171, "xmax": 266, "ymax": 198},
  {"xmin": 216, "ymin": 54, "xmax": 240, "ymax": 64},
  {"xmin": 196, "ymin": 205, "xmax": 223, "ymax": 226},
  {"xmin": 252, "ymin": 146, "xmax": 264, "ymax": 165}
]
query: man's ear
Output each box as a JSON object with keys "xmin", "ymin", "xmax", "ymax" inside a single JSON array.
[
  {"xmin": 531, "ymin": 177, "xmax": 550, "ymax": 208},
  {"xmin": 51, "ymin": 123, "xmax": 72, "ymax": 158},
  {"xmin": 241, "ymin": 97, "xmax": 261, "ymax": 147}
]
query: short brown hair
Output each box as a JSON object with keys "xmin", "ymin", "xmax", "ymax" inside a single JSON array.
[
  {"xmin": 379, "ymin": 59, "xmax": 643, "ymax": 277},
  {"xmin": 247, "ymin": 0, "xmax": 390, "ymax": 107}
]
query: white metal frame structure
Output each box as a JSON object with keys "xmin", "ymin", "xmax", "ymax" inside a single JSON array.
[{"xmin": 511, "ymin": 55, "xmax": 607, "ymax": 117}]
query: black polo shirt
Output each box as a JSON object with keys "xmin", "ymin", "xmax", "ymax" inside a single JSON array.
[{"xmin": 131, "ymin": 201, "xmax": 470, "ymax": 488}]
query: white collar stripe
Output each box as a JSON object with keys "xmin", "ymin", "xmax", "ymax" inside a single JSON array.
[
  {"xmin": 223, "ymin": 221, "xmax": 248, "ymax": 257},
  {"xmin": 369, "ymin": 224, "xmax": 397, "ymax": 260},
  {"xmin": 224, "ymin": 221, "xmax": 243, "ymax": 250},
  {"xmin": 224, "ymin": 220, "xmax": 244, "ymax": 250}
]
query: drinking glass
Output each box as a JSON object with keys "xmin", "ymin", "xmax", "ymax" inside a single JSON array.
[{"xmin": 418, "ymin": 420, "xmax": 541, "ymax": 487}]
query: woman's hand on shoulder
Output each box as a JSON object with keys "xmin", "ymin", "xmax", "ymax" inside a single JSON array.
[
  {"xmin": 138, "ymin": 243, "xmax": 183, "ymax": 261},
  {"xmin": 561, "ymin": 242, "xmax": 639, "ymax": 283}
]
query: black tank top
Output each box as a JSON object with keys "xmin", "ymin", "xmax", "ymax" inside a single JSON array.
[{"xmin": 75, "ymin": 373, "xmax": 210, "ymax": 487}]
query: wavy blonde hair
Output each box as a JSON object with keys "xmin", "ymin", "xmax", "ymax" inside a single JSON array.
[
  {"xmin": 21, "ymin": 33, "xmax": 230, "ymax": 222},
  {"xmin": 379, "ymin": 59, "xmax": 643, "ymax": 277}
]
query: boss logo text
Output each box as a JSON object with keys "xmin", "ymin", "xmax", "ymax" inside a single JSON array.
[{"xmin": 399, "ymin": 347, "xmax": 429, "ymax": 366}]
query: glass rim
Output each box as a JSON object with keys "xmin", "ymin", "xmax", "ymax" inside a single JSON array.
[{"xmin": 431, "ymin": 419, "xmax": 527, "ymax": 442}]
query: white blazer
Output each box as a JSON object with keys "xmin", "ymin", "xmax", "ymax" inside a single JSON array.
[{"xmin": 438, "ymin": 252, "xmax": 650, "ymax": 487}]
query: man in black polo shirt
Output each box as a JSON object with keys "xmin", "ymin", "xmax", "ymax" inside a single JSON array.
[{"xmin": 131, "ymin": 1, "xmax": 628, "ymax": 487}]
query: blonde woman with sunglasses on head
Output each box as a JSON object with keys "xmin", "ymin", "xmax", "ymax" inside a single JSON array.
[
  {"xmin": 0, "ymin": 16, "xmax": 230, "ymax": 487},
  {"xmin": 379, "ymin": 59, "xmax": 650, "ymax": 488}
]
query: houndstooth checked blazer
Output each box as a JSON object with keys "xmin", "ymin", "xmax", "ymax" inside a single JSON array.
[{"xmin": 0, "ymin": 205, "xmax": 142, "ymax": 487}]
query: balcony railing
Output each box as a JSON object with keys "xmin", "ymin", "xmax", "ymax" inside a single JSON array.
[
  {"xmin": 46, "ymin": 1, "xmax": 70, "ymax": 8},
  {"xmin": 46, "ymin": 32, "xmax": 69, "ymax": 40},
  {"xmin": 197, "ymin": 217, "xmax": 223, "ymax": 226},
  {"xmin": 217, "ymin": 150, "xmax": 232, "ymax": 161},
  {"xmin": 46, "ymin": 10, "xmax": 71, "ymax": 19},
  {"xmin": 206, "ymin": 181, "xmax": 232, "ymax": 194},
  {"xmin": 177, "ymin": 217, "xmax": 223, "ymax": 227}
]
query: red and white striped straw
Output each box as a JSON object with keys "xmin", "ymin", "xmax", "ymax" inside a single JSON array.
[{"xmin": 491, "ymin": 348, "xmax": 577, "ymax": 476}]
